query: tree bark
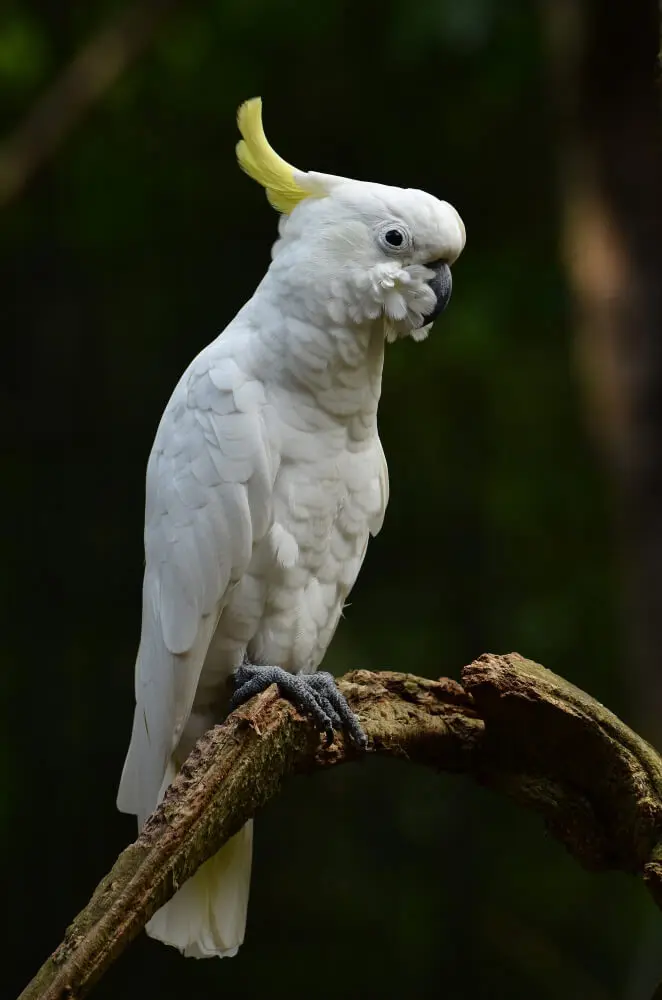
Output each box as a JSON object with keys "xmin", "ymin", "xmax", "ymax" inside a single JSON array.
[
  {"xmin": 543, "ymin": 0, "xmax": 662, "ymax": 742},
  {"xmin": 17, "ymin": 654, "xmax": 662, "ymax": 1000}
]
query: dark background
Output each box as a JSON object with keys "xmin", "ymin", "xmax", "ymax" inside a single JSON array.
[{"xmin": 3, "ymin": 1, "xmax": 662, "ymax": 997}]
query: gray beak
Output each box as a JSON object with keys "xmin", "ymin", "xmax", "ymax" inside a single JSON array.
[{"xmin": 422, "ymin": 260, "xmax": 452, "ymax": 324}]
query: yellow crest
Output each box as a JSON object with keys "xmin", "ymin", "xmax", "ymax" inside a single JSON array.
[{"xmin": 236, "ymin": 98, "xmax": 310, "ymax": 214}]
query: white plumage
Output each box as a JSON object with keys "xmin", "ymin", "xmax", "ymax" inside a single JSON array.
[{"xmin": 117, "ymin": 98, "xmax": 465, "ymax": 958}]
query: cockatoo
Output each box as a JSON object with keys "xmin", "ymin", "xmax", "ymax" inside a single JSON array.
[{"xmin": 117, "ymin": 98, "xmax": 465, "ymax": 959}]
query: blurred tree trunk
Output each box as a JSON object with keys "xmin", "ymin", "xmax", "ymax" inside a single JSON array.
[{"xmin": 544, "ymin": 0, "xmax": 662, "ymax": 742}]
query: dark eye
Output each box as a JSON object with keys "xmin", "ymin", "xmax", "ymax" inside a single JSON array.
[
  {"xmin": 377, "ymin": 222, "xmax": 412, "ymax": 255},
  {"xmin": 384, "ymin": 229, "xmax": 404, "ymax": 247}
]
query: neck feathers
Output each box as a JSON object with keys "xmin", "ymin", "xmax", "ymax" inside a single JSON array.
[{"xmin": 251, "ymin": 276, "xmax": 385, "ymax": 432}]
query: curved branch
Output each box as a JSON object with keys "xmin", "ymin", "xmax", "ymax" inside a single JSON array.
[{"xmin": 18, "ymin": 654, "xmax": 662, "ymax": 1000}]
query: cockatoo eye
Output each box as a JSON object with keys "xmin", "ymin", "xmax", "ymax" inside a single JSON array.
[
  {"xmin": 384, "ymin": 229, "xmax": 403, "ymax": 246},
  {"xmin": 376, "ymin": 222, "xmax": 412, "ymax": 256}
]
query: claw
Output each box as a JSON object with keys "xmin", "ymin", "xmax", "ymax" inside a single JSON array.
[
  {"xmin": 230, "ymin": 662, "xmax": 367, "ymax": 747},
  {"xmin": 309, "ymin": 671, "xmax": 368, "ymax": 748}
]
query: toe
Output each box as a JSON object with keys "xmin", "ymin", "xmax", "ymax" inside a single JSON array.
[{"xmin": 316, "ymin": 695, "xmax": 342, "ymax": 728}]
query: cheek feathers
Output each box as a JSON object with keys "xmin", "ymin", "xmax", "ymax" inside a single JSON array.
[{"xmin": 326, "ymin": 262, "xmax": 436, "ymax": 331}]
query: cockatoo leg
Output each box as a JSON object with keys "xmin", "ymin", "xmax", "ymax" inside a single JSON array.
[{"xmin": 230, "ymin": 660, "xmax": 367, "ymax": 748}]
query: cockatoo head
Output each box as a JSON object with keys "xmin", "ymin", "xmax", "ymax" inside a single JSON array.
[{"xmin": 236, "ymin": 99, "xmax": 465, "ymax": 341}]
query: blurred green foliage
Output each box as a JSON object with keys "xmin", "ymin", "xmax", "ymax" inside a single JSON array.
[{"xmin": 2, "ymin": 1, "xmax": 659, "ymax": 998}]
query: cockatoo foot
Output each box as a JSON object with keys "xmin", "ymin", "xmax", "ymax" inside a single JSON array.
[{"xmin": 230, "ymin": 661, "xmax": 368, "ymax": 748}]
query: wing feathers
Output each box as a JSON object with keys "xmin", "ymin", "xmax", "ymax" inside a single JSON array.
[{"xmin": 118, "ymin": 347, "xmax": 273, "ymax": 821}]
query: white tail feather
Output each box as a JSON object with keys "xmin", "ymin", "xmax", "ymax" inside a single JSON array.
[{"xmin": 146, "ymin": 821, "xmax": 253, "ymax": 958}]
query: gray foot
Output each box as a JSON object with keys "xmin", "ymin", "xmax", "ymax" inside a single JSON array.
[{"xmin": 230, "ymin": 660, "xmax": 367, "ymax": 748}]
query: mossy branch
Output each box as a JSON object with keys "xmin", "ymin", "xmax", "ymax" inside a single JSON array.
[{"xmin": 18, "ymin": 654, "xmax": 662, "ymax": 1000}]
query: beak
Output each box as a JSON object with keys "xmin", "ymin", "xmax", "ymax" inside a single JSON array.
[{"xmin": 421, "ymin": 260, "xmax": 452, "ymax": 324}]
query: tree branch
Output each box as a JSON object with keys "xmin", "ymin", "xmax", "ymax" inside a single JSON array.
[
  {"xmin": 0, "ymin": 0, "xmax": 183, "ymax": 208},
  {"xmin": 18, "ymin": 654, "xmax": 662, "ymax": 1000}
]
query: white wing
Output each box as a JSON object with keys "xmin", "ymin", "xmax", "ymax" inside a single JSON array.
[{"xmin": 117, "ymin": 342, "xmax": 274, "ymax": 823}]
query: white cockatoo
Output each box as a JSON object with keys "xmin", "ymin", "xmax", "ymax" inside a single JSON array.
[{"xmin": 117, "ymin": 98, "xmax": 465, "ymax": 959}]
